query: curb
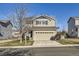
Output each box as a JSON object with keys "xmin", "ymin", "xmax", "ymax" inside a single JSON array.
[{"xmin": 0, "ymin": 44, "xmax": 79, "ymax": 48}]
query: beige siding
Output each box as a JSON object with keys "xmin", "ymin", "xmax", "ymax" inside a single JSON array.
[
  {"xmin": 75, "ymin": 20, "xmax": 79, "ymax": 25},
  {"xmin": 78, "ymin": 29, "xmax": 79, "ymax": 37},
  {"xmin": 33, "ymin": 19, "xmax": 56, "ymax": 27},
  {"xmin": 32, "ymin": 18, "xmax": 57, "ymax": 40},
  {"xmin": 75, "ymin": 19, "xmax": 79, "ymax": 37},
  {"xmin": 48, "ymin": 19, "xmax": 56, "ymax": 26}
]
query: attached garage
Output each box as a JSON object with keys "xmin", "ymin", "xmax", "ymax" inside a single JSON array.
[
  {"xmin": 31, "ymin": 15, "xmax": 58, "ymax": 41},
  {"xmin": 33, "ymin": 31, "xmax": 57, "ymax": 40}
]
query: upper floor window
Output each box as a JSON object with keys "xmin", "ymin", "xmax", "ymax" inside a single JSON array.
[
  {"xmin": 36, "ymin": 21, "xmax": 41, "ymax": 25},
  {"xmin": 42, "ymin": 21, "xmax": 48, "ymax": 25},
  {"xmin": 36, "ymin": 21, "xmax": 48, "ymax": 25},
  {"xmin": 45, "ymin": 21, "xmax": 48, "ymax": 25}
]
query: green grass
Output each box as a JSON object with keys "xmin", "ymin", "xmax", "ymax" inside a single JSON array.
[
  {"xmin": 0, "ymin": 39, "xmax": 34, "ymax": 46},
  {"xmin": 57, "ymin": 39, "xmax": 79, "ymax": 45}
]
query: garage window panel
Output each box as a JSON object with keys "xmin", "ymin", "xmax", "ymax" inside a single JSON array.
[{"xmin": 36, "ymin": 32, "xmax": 54, "ymax": 34}]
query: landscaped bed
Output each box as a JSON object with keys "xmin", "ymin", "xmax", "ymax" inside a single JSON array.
[
  {"xmin": 0, "ymin": 39, "xmax": 34, "ymax": 46},
  {"xmin": 57, "ymin": 39, "xmax": 79, "ymax": 45}
]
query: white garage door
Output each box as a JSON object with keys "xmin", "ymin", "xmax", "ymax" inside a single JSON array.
[{"xmin": 34, "ymin": 31, "xmax": 55, "ymax": 40}]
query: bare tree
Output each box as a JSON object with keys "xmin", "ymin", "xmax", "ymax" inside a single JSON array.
[
  {"xmin": 15, "ymin": 7, "xmax": 27, "ymax": 43},
  {"xmin": 7, "ymin": 4, "xmax": 29, "ymax": 44}
]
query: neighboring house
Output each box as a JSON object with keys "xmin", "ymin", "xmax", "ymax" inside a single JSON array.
[
  {"xmin": 0, "ymin": 20, "xmax": 13, "ymax": 39},
  {"xmin": 22, "ymin": 15, "xmax": 58, "ymax": 40},
  {"xmin": 68, "ymin": 17, "xmax": 79, "ymax": 37}
]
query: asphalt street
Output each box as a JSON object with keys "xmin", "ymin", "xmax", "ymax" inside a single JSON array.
[
  {"xmin": 31, "ymin": 46, "xmax": 79, "ymax": 56},
  {"xmin": 0, "ymin": 46, "xmax": 79, "ymax": 56}
]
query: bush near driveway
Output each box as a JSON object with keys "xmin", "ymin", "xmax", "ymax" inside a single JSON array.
[{"xmin": 50, "ymin": 33, "xmax": 61, "ymax": 40}]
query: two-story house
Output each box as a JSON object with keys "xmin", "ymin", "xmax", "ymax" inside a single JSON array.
[
  {"xmin": 22, "ymin": 15, "xmax": 57, "ymax": 41},
  {"xmin": 68, "ymin": 17, "xmax": 79, "ymax": 37},
  {"xmin": 0, "ymin": 20, "xmax": 13, "ymax": 39}
]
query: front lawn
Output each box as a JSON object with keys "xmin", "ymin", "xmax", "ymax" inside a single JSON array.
[
  {"xmin": 0, "ymin": 39, "xmax": 34, "ymax": 46},
  {"xmin": 57, "ymin": 39, "xmax": 79, "ymax": 45}
]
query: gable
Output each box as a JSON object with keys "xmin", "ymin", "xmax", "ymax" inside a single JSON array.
[{"xmin": 33, "ymin": 15, "xmax": 55, "ymax": 21}]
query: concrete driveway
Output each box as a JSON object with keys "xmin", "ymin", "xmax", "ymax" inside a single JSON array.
[{"xmin": 33, "ymin": 40, "xmax": 63, "ymax": 47}]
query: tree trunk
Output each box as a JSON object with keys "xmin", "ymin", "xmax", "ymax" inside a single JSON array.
[{"xmin": 19, "ymin": 33, "xmax": 23, "ymax": 43}]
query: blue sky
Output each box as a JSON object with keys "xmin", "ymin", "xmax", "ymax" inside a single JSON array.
[{"xmin": 0, "ymin": 3, "xmax": 79, "ymax": 31}]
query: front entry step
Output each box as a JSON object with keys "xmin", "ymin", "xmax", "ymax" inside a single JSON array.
[{"xmin": 33, "ymin": 40, "xmax": 62, "ymax": 47}]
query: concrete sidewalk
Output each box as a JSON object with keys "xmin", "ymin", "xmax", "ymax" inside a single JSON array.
[
  {"xmin": 0, "ymin": 39, "xmax": 17, "ymax": 43},
  {"xmin": 0, "ymin": 44, "xmax": 79, "ymax": 48}
]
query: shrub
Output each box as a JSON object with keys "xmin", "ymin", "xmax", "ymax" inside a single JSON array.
[{"xmin": 50, "ymin": 33, "xmax": 61, "ymax": 40}]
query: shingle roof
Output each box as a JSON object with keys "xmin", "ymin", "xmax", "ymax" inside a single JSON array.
[
  {"xmin": 68, "ymin": 17, "xmax": 79, "ymax": 23},
  {"xmin": 0, "ymin": 20, "xmax": 12, "ymax": 27},
  {"xmin": 23, "ymin": 15, "xmax": 55, "ymax": 21},
  {"xmin": 33, "ymin": 15, "xmax": 55, "ymax": 20}
]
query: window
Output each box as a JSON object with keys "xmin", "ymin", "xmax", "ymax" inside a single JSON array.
[
  {"xmin": 45, "ymin": 21, "xmax": 48, "ymax": 25},
  {"xmin": 76, "ymin": 28, "xmax": 78, "ymax": 32},
  {"xmin": 42, "ymin": 21, "xmax": 48, "ymax": 25},
  {"xmin": 36, "ymin": 21, "xmax": 41, "ymax": 25},
  {"xmin": 36, "ymin": 20, "xmax": 48, "ymax": 25}
]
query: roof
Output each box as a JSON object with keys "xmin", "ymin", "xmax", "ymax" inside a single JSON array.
[
  {"xmin": 23, "ymin": 16, "xmax": 34, "ymax": 24},
  {"xmin": 0, "ymin": 20, "xmax": 13, "ymax": 27},
  {"xmin": 23, "ymin": 16, "xmax": 34, "ymax": 20},
  {"xmin": 23, "ymin": 15, "xmax": 55, "ymax": 24},
  {"xmin": 33, "ymin": 15, "xmax": 55, "ymax": 21},
  {"xmin": 68, "ymin": 17, "xmax": 79, "ymax": 23}
]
